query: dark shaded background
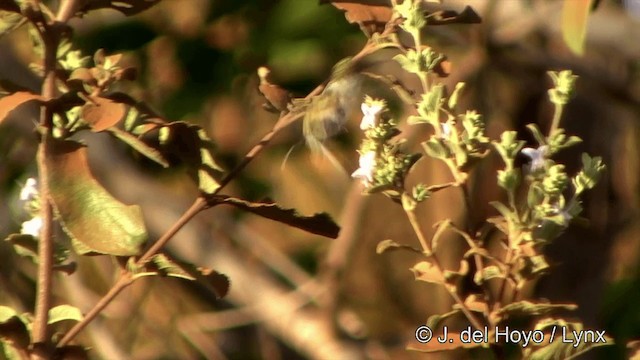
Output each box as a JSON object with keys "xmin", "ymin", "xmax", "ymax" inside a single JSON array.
[{"xmin": 1, "ymin": 0, "xmax": 640, "ymax": 359}]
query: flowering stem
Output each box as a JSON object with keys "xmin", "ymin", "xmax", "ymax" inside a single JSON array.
[
  {"xmin": 404, "ymin": 207, "xmax": 484, "ymax": 331},
  {"xmin": 411, "ymin": 29, "xmax": 430, "ymax": 93},
  {"xmin": 549, "ymin": 103, "xmax": 564, "ymax": 135}
]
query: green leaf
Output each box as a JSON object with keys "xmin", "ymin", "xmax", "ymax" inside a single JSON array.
[
  {"xmin": 48, "ymin": 305, "xmax": 83, "ymax": 324},
  {"xmin": 406, "ymin": 115, "xmax": 427, "ymax": 125},
  {"xmin": 443, "ymin": 260, "xmax": 469, "ymax": 281},
  {"xmin": 0, "ymin": 306, "xmax": 30, "ymax": 354},
  {"xmin": 572, "ymin": 153, "xmax": 605, "ymax": 194},
  {"xmin": 448, "ymin": 82, "xmax": 465, "ymax": 110},
  {"xmin": 528, "ymin": 255, "xmax": 550, "ymax": 275},
  {"xmin": 0, "ymin": 11, "xmax": 24, "ymax": 38},
  {"xmin": 393, "ymin": 53, "xmax": 419, "ymax": 74},
  {"xmin": 208, "ymin": 195, "xmax": 340, "ymax": 239},
  {"xmin": 422, "ymin": 138, "xmax": 449, "ymax": 159},
  {"xmin": 528, "ymin": 329, "xmax": 612, "ymax": 360},
  {"xmin": 497, "ymin": 301, "xmax": 577, "ymax": 320},
  {"xmin": 47, "ymin": 139, "xmax": 147, "ymax": 256},
  {"xmin": 418, "ymin": 85, "xmax": 444, "ymax": 125},
  {"xmin": 490, "ymin": 201, "xmax": 512, "ymax": 220},
  {"xmin": 561, "ymin": 0, "xmax": 592, "ymax": 56},
  {"xmin": 4, "ymin": 233, "xmax": 69, "ymax": 265},
  {"xmin": 410, "ymin": 261, "xmax": 444, "ymax": 284},
  {"xmin": 0, "ymin": 307, "xmax": 18, "ymax": 323},
  {"xmin": 133, "ymin": 254, "xmax": 230, "ymax": 299},
  {"xmin": 474, "ymin": 265, "xmax": 505, "ymax": 285},
  {"xmin": 401, "ymin": 192, "xmax": 417, "ymax": 212},
  {"xmin": 426, "ymin": 309, "xmax": 461, "ymax": 330},
  {"xmin": 526, "ymin": 124, "xmax": 547, "ymax": 147},
  {"xmin": 376, "ymin": 239, "xmax": 423, "ymax": 255},
  {"xmin": 108, "ymin": 127, "xmax": 169, "ymax": 168},
  {"xmin": 160, "ymin": 122, "xmax": 224, "ymax": 194},
  {"xmin": 78, "ymin": 0, "xmax": 161, "ymax": 16}
]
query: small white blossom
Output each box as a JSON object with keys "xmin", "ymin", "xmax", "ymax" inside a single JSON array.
[
  {"xmin": 360, "ymin": 98, "xmax": 385, "ymax": 130},
  {"xmin": 351, "ymin": 151, "xmax": 377, "ymax": 187},
  {"xmin": 440, "ymin": 122, "xmax": 452, "ymax": 139},
  {"xmin": 522, "ymin": 145, "xmax": 548, "ymax": 172},
  {"xmin": 553, "ymin": 203, "xmax": 573, "ymax": 226},
  {"xmin": 20, "ymin": 178, "xmax": 38, "ymax": 201},
  {"xmin": 21, "ymin": 216, "xmax": 43, "ymax": 238}
]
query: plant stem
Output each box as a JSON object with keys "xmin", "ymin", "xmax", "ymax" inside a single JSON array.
[
  {"xmin": 549, "ymin": 103, "xmax": 564, "ymax": 135},
  {"xmin": 57, "ymin": 274, "xmax": 133, "ymax": 347},
  {"xmin": 492, "ymin": 245, "xmax": 514, "ymax": 315},
  {"xmin": 137, "ymin": 197, "xmax": 208, "ymax": 265},
  {"xmin": 57, "ymin": 81, "xmax": 327, "ymax": 348},
  {"xmin": 404, "ymin": 208, "xmax": 484, "ymax": 331},
  {"xmin": 32, "ymin": 13, "xmax": 58, "ymax": 360},
  {"xmin": 55, "ymin": 0, "xmax": 79, "ymax": 22},
  {"xmin": 411, "ymin": 29, "xmax": 430, "ymax": 93},
  {"xmin": 57, "ymin": 197, "xmax": 206, "ymax": 347}
]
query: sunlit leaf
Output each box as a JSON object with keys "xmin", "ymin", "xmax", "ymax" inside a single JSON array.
[
  {"xmin": 107, "ymin": 127, "xmax": 169, "ymax": 168},
  {"xmin": 561, "ymin": 0, "xmax": 592, "ymax": 56},
  {"xmin": 0, "ymin": 10, "xmax": 23, "ymax": 38},
  {"xmin": 4, "ymin": 233, "xmax": 69, "ymax": 265},
  {"xmin": 376, "ymin": 239, "xmax": 423, "ymax": 255},
  {"xmin": 46, "ymin": 139, "xmax": 147, "ymax": 256},
  {"xmin": 0, "ymin": 306, "xmax": 29, "ymax": 353},
  {"xmin": 160, "ymin": 122, "xmax": 224, "ymax": 194},
  {"xmin": 455, "ymin": 294, "xmax": 488, "ymax": 313},
  {"xmin": 410, "ymin": 261, "xmax": 444, "ymax": 284},
  {"xmin": 132, "ymin": 254, "xmax": 230, "ymax": 299},
  {"xmin": 81, "ymin": 96, "xmax": 126, "ymax": 132},
  {"xmin": 497, "ymin": 300, "xmax": 577, "ymax": 320},
  {"xmin": 474, "ymin": 265, "xmax": 505, "ymax": 285},
  {"xmin": 0, "ymin": 91, "xmax": 44, "ymax": 124},
  {"xmin": 48, "ymin": 305, "xmax": 83, "ymax": 324},
  {"xmin": 426, "ymin": 309, "xmax": 460, "ymax": 329},
  {"xmin": 78, "ymin": 0, "xmax": 161, "ymax": 16},
  {"xmin": 407, "ymin": 332, "xmax": 487, "ymax": 352},
  {"xmin": 207, "ymin": 195, "xmax": 340, "ymax": 239},
  {"xmin": 528, "ymin": 329, "xmax": 612, "ymax": 359}
]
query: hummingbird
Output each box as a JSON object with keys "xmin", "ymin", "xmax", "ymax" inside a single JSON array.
[{"xmin": 301, "ymin": 57, "xmax": 363, "ymax": 155}]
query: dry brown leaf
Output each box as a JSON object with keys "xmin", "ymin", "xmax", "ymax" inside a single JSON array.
[
  {"xmin": 0, "ymin": 91, "xmax": 45, "ymax": 124},
  {"xmin": 81, "ymin": 96, "xmax": 126, "ymax": 132},
  {"xmin": 257, "ymin": 67, "xmax": 291, "ymax": 112}
]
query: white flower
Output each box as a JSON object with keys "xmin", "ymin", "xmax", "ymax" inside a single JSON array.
[
  {"xmin": 521, "ymin": 145, "xmax": 548, "ymax": 172},
  {"xmin": 21, "ymin": 216, "xmax": 43, "ymax": 238},
  {"xmin": 360, "ymin": 99, "xmax": 384, "ymax": 130},
  {"xmin": 351, "ymin": 151, "xmax": 376, "ymax": 187},
  {"xmin": 553, "ymin": 203, "xmax": 573, "ymax": 226},
  {"xmin": 20, "ymin": 178, "xmax": 38, "ymax": 201},
  {"xmin": 440, "ymin": 122, "xmax": 452, "ymax": 139}
]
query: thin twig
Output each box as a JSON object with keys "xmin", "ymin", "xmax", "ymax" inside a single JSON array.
[
  {"xmin": 57, "ymin": 197, "xmax": 206, "ymax": 346},
  {"xmin": 404, "ymin": 208, "xmax": 484, "ymax": 331},
  {"xmin": 58, "ymin": 274, "xmax": 133, "ymax": 346},
  {"xmin": 58, "ymin": 82, "xmax": 327, "ymax": 347},
  {"xmin": 32, "ymin": 9, "xmax": 59, "ymax": 360},
  {"xmin": 57, "ymin": 25, "xmax": 391, "ymax": 348}
]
